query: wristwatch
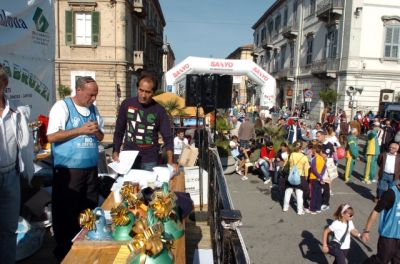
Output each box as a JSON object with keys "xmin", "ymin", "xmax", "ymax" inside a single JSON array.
[{"xmin": 362, "ymin": 229, "xmax": 370, "ymax": 233}]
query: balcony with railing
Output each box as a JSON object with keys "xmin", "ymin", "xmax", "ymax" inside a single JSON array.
[
  {"xmin": 154, "ymin": 34, "xmax": 163, "ymax": 47},
  {"xmin": 146, "ymin": 20, "xmax": 156, "ymax": 36},
  {"xmin": 316, "ymin": 0, "xmax": 344, "ymax": 22},
  {"xmin": 133, "ymin": 50, "xmax": 144, "ymax": 71},
  {"xmin": 132, "ymin": 0, "xmax": 146, "ymax": 18},
  {"xmin": 275, "ymin": 67, "xmax": 295, "ymax": 81},
  {"xmin": 261, "ymin": 37, "xmax": 273, "ymax": 50},
  {"xmin": 282, "ymin": 24, "xmax": 298, "ymax": 40},
  {"xmin": 311, "ymin": 58, "xmax": 340, "ymax": 78}
]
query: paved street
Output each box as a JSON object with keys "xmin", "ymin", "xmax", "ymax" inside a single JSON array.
[{"xmin": 226, "ymin": 140, "xmax": 380, "ymax": 264}]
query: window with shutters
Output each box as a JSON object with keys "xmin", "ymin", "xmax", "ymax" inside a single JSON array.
[
  {"xmin": 275, "ymin": 14, "xmax": 281, "ymax": 34},
  {"xmin": 306, "ymin": 36, "xmax": 314, "ymax": 65},
  {"xmin": 280, "ymin": 45, "xmax": 286, "ymax": 69},
  {"xmin": 325, "ymin": 28, "xmax": 338, "ymax": 59},
  {"xmin": 384, "ymin": 26, "xmax": 400, "ymax": 59},
  {"xmin": 75, "ymin": 13, "xmax": 91, "ymax": 45},
  {"xmin": 274, "ymin": 50, "xmax": 279, "ymax": 72},
  {"xmin": 283, "ymin": 6, "xmax": 288, "ymax": 27},
  {"xmin": 309, "ymin": 0, "xmax": 316, "ymax": 16},
  {"xmin": 293, "ymin": 1, "xmax": 298, "ymax": 26},
  {"xmin": 65, "ymin": 10, "xmax": 100, "ymax": 46},
  {"xmin": 289, "ymin": 42, "xmax": 295, "ymax": 68}
]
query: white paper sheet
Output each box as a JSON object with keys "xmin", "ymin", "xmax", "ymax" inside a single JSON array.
[
  {"xmin": 153, "ymin": 165, "xmax": 174, "ymax": 184},
  {"xmin": 107, "ymin": 151, "xmax": 139, "ymax": 175}
]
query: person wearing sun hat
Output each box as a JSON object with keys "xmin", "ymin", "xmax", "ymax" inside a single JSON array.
[
  {"xmin": 363, "ymin": 121, "xmax": 381, "ymax": 184},
  {"xmin": 361, "ymin": 179, "xmax": 400, "ymax": 263}
]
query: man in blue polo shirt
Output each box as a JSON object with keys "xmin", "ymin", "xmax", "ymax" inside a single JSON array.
[
  {"xmin": 47, "ymin": 76, "xmax": 104, "ymax": 261},
  {"xmin": 361, "ymin": 179, "xmax": 400, "ymax": 263}
]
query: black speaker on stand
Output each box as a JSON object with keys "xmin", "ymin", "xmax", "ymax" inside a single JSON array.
[
  {"xmin": 185, "ymin": 74, "xmax": 202, "ymax": 107},
  {"xmin": 216, "ymin": 75, "xmax": 233, "ymax": 109}
]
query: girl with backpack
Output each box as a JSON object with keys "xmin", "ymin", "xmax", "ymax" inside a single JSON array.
[
  {"xmin": 283, "ymin": 141, "xmax": 310, "ymax": 215},
  {"xmin": 322, "ymin": 204, "xmax": 362, "ymax": 264}
]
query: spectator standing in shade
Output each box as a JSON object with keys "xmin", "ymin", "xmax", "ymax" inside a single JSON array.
[
  {"xmin": 311, "ymin": 122, "xmax": 322, "ymax": 140},
  {"xmin": 380, "ymin": 119, "xmax": 395, "ymax": 153},
  {"xmin": 229, "ymin": 115, "xmax": 241, "ymax": 138},
  {"xmin": 287, "ymin": 116, "xmax": 303, "ymax": 144},
  {"xmin": 376, "ymin": 142, "xmax": 400, "ymax": 199},
  {"xmin": 237, "ymin": 108, "xmax": 246, "ymax": 123},
  {"xmin": 0, "ymin": 65, "xmax": 34, "ymax": 264},
  {"xmin": 338, "ymin": 115, "xmax": 349, "ymax": 147},
  {"xmin": 238, "ymin": 116, "xmax": 255, "ymax": 148}
]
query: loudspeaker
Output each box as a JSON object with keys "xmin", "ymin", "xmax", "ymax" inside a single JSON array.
[
  {"xmin": 216, "ymin": 75, "xmax": 233, "ymax": 109},
  {"xmin": 185, "ymin": 74, "xmax": 233, "ymax": 110},
  {"xmin": 185, "ymin": 74, "xmax": 202, "ymax": 107},
  {"xmin": 201, "ymin": 74, "xmax": 217, "ymax": 108}
]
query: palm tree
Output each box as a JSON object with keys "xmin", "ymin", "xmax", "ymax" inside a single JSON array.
[
  {"xmin": 319, "ymin": 88, "xmax": 338, "ymax": 110},
  {"xmin": 158, "ymin": 98, "xmax": 187, "ymax": 119},
  {"xmin": 260, "ymin": 124, "xmax": 287, "ymax": 151}
]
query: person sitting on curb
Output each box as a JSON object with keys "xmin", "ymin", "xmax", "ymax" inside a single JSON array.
[{"xmin": 257, "ymin": 141, "xmax": 275, "ymax": 185}]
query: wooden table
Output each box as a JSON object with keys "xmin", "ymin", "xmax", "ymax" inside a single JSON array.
[{"xmin": 62, "ymin": 171, "xmax": 186, "ymax": 264}]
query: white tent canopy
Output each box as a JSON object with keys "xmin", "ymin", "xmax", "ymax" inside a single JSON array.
[{"xmin": 164, "ymin": 56, "xmax": 277, "ymax": 110}]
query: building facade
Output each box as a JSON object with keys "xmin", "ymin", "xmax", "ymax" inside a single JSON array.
[
  {"xmin": 55, "ymin": 0, "xmax": 169, "ymax": 139},
  {"xmin": 252, "ymin": 0, "xmax": 400, "ymax": 121},
  {"xmin": 226, "ymin": 44, "xmax": 254, "ymax": 105}
]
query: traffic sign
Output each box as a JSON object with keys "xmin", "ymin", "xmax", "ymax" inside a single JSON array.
[
  {"xmin": 305, "ymin": 98, "xmax": 312, "ymax": 102},
  {"xmin": 304, "ymin": 89, "xmax": 313, "ymax": 98}
]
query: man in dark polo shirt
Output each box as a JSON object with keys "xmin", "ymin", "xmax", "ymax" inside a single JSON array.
[{"xmin": 376, "ymin": 142, "xmax": 400, "ymax": 199}]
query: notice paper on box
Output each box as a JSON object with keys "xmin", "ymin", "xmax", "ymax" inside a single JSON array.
[
  {"xmin": 184, "ymin": 166, "xmax": 208, "ymax": 206},
  {"xmin": 107, "ymin": 150, "xmax": 139, "ymax": 175}
]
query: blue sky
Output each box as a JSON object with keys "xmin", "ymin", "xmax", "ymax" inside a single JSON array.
[{"xmin": 159, "ymin": 0, "xmax": 274, "ymax": 64}]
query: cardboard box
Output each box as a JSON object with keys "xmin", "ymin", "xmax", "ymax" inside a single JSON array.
[
  {"xmin": 184, "ymin": 166, "xmax": 208, "ymax": 206},
  {"xmin": 178, "ymin": 144, "xmax": 198, "ymax": 167}
]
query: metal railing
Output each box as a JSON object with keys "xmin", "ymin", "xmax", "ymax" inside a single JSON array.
[
  {"xmin": 311, "ymin": 58, "xmax": 340, "ymax": 73},
  {"xmin": 316, "ymin": 0, "xmax": 344, "ymax": 16},
  {"xmin": 282, "ymin": 23, "xmax": 299, "ymax": 39},
  {"xmin": 199, "ymin": 129, "xmax": 250, "ymax": 264}
]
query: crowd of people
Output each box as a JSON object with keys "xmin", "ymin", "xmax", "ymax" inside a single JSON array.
[
  {"xmin": 226, "ymin": 104, "xmax": 400, "ymax": 263},
  {"xmin": 2, "ymin": 58, "xmax": 399, "ymax": 263}
]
